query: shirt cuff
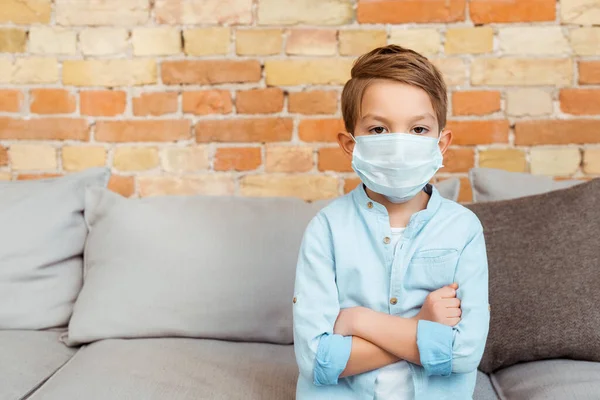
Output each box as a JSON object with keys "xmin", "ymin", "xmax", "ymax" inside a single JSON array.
[
  {"xmin": 313, "ymin": 333, "xmax": 353, "ymax": 386},
  {"xmin": 417, "ymin": 320, "xmax": 453, "ymax": 376}
]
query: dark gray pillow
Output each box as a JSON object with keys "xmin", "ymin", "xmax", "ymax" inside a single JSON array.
[{"xmin": 466, "ymin": 178, "xmax": 600, "ymax": 373}]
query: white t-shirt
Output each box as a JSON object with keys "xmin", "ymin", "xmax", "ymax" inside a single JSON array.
[{"xmin": 374, "ymin": 226, "xmax": 414, "ymax": 400}]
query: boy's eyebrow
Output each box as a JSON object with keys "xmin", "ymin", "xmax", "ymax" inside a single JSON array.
[
  {"xmin": 408, "ymin": 113, "xmax": 436, "ymax": 124},
  {"xmin": 361, "ymin": 113, "xmax": 393, "ymax": 124}
]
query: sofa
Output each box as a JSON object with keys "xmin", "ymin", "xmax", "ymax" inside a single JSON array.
[{"xmin": 1, "ymin": 168, "xmax": 599, "ymax": 400}]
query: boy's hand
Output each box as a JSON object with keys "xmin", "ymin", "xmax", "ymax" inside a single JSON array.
[
  {"xmin": 334, "ymin": 307, "xmax": 370, "ymax": 336},
  {"xmin": 414, "ymin": 283, "xmax": 461, "ymax": 327}
]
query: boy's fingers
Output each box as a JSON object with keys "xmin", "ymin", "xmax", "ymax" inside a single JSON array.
[
  {"xmin": 446, "ymin": 317, "xmax": 461, "ymax": 326},
  {"xmin": 446, "ymin": 308, "xmax": 462, "ymax": 318},
  {"xmin": 442, "ymin": 298, "xmax": 461, "ymax": 308},
  {"xmin": 438, "ymin": 285, "xmax": 457, "ymax": 298},
  {"xmin": 449, "ymin": 282, "xmax": 459, "ymax": 290}
]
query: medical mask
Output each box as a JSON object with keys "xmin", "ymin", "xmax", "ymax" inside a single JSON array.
[{"xmin": 351, "ymin": 132, "xmax": 444, "ymax": 203}]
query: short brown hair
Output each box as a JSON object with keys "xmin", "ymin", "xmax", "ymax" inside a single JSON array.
[{"xmin": 341, "ymin": 45, "xmax": 447, "ymax": 133}]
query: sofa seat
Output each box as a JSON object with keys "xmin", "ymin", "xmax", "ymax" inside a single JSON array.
[
  {"xmin": 491, "ymin": 359, "xmax": 600, "ymax": 400},
  {"xmin": 0, "ymin": 330, "xmax": 76, "ymax": 400}
]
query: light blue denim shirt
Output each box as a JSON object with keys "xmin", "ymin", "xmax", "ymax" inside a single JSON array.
[{"xmin": 293, "ymin": 184, "xmax": 490, "ymax": 400}]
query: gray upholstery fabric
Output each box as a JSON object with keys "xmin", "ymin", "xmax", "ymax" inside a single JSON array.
[
  {"xmin": 436, "ymin": 177, "xmax": 461, "ymax": 202},
  {"xmin": 65, "ymin": 188, "xmax": 323, "ymax": 346},
  {"xmin": 0, "ymin": 330, "xmax": 77, "ymax": 400},
  {"xmin": 0, "ymin": 169, "xmax": 109, "ymax": 329},
  {"xmin": 29, "ymin": 338, "xmax": 297, "ymax": 400},
  {"xmin": 491, "ymin": 360, "xmax": 600, "ymax": 400},
  {"xmin": 467, "ymin": 178, "xmax": 600, "ymax": 373},
  {"xmin": 469, "ymin": 168, "xmax": 581, "ymax": 203},
  {"xmin": 475, "ymin": 371, "xmax": 500, "ymax": 400}
]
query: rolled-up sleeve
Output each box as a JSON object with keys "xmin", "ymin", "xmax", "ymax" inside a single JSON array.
[
  {"xmin": 293, "ymin": 214, "xmax": 352, "ymax": 386},
  {"xmin": 417, "ymin": 223, "xmax": 490, "ymax": 376}
]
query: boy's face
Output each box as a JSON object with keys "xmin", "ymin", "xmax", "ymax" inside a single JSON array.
[{"xmin": 338, "ymin": 79, "xmax": 452, "ymax": 157}]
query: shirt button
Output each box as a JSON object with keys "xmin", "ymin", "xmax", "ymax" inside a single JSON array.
[
  {"xmin": 367, "ymin": 202, "xmax": 373, "ymax": 209},
  {"xmin": 383, "ymin": 237, "xmax": 391, "ymax": 244},
  {"xmin": 390, "ymin": 297, "xmax": 398, "ymax": 305},
  {"xmin": 293, "ymin": 297, "xmax": 297, "ymax": 304}
]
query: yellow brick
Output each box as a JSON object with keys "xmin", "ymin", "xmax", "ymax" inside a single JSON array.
[
  {"xmin": 265, "ymin": 59, "xmax": 352, "ymax": 86},
  {"xmin": 240, "ymin": 175, "xmax": 338, "ymax": 201},
  {"xmin": 0, "ymin": 172, "xmax": 10, "ymax": 181},
  {"xmin": 339, "ymin": 30, "xmax": 387, "ymax": 56},
  {"xmin": 62, "ymin": 147, "xmax": 107, "ymax": 172},
  {"xmin": 29, "ymin": 27, "xmax": 77, "ymax": 55},
  {"xmin": 530, "ymin": 148, "xmax": 581, "ymax": 176},
  {"xmin": 63, "ymin": 60, "xmax": 157, "ymax": 87},
  {"xmin": 258, "ymin": 0, "xmax": 353, "ymax": 25},
  {"xmin": 389, "ymin": 29, "xmax": 440, "ymax": 55},
  {"xmin": 479, "ymin": 149, "xmax": 527, "ymax": 173},
  {"xmin": 499, "ymin": 27, "xmax": 569, "ymax": 55},
  {"xmin": 184, "ymin": 28, "xmax": 230, "ymax": 56},
  {"xmin": 561, "ymin": 0, "xmax": 600, "ymax": 25},
  {"xmin": 286, "ymin": 29, "xmax": 337, "ymax": 56},
  {"xmin": 114, "ymin": 147, "xmax": 159, "ymax": 172},
  {"xmin": 12, "ymin": 58, "xmax": 59, "ymax": 84},
  {"xmin": 445, "ymin": 27, "xmax": 493, "ymax": 54},
  {"xmin": 506, "ymin": 89, "xmax": 553, "ymax": 117},
  {"xmin": 472, "ymin": 59, "xmax": 572, "ymax": 86},
  {"xmin": 583, "ymin": 149, "xmax": 600, "ymax": 174},
  {"xmin": 55, "ymin": 0, "xmax": 149, "ymax": 25},
  {"xmin": 0, "ymin": 60, "xmax": 11, "ymax": 84},
  {"xmin": 236, "ymin": 29, "xmax": 283, "ymax": 56},
  {"xmin": 138, "ymin": 175, "xmax": 235, "ymax": 197},
  {"xmin": 10, "ymin": 144, "xmax": 57, "ymax": 171},
  {"xmin": 160, "ymin": 146, "xmax": 209, "ymax": 172},
  {"xmin": 265, "ymin": 146, "xmax": 314, "ymax": 173},
  {"xmin": 432, "ymin": 58, "xmax": 467, "ymax": 86},
  {"xmin": 132, "ymin": 28, "xmax": 181, "ymax": 56},
  {"xmin": 1, "ymin": 0, "xmax": 51, "ymax": 24},
  {"xmin": 0, "ymin": 29, "xmax": 27, "ymax": 53},
  {"xmin": 80, "ymin": 28, "xmax": 129, "ymax": 56},
  {"xmin": 155, "ymin": 0, "xmax": 252, "ymax": 24},
  {"xmin": 570, "ymin": 28, "xmax": 600, "ymax": 56}
]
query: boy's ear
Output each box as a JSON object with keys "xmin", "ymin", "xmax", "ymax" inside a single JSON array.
[
  {"xmin": 337, "ymin": 131, "xmax": 355, "ymax": 159},
  {"xmin": 438, "ymin": 129, "xmax": 452, "ymax": 155}
]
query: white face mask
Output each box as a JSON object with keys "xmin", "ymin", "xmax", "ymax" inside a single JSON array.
[{"xmin": 351, "ymin": 132, "xmax": 444, "ymax": 203}]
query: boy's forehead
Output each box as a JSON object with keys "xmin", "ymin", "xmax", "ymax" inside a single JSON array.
[{"xmin": 360, "ymin": 80, "xmax": 436, "ymax": 121}]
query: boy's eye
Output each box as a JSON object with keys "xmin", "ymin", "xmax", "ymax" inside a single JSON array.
[
  {"xmin": 369, "ymin": 126, "xmax": 388, "ymax": 135},
  {"xmin": 411, "ymin": 126, "xmax": 429, "ymax": 135}
]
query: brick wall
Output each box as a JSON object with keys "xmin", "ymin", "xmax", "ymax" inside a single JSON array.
[{"xmin": 1, "ymin": 0, "xmax": 599, "ymax": 202}]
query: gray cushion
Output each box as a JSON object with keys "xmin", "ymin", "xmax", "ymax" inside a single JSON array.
[
  {"xmin": 64, "ymin": 188, "xmax": 323, "ymax": 346},
  {"xmin": 0, "ymin": 168, "xmax": 109, "ymax": 329},
  {"xmin": 28, "ymin": 338, "xmax": 297, "ymax": 400},
  {"xmin": 0, "ymin": 330, "xmax": 77, "ymax": 400},
  {"xmin": 467, "ymin": 179, "xmax": 600, "ymax": 373},
  {"xmin": 491, "ymin": 360, "xmax": 600, "ymax": 400},
  {"xmin": 436, "ymin": 177, "xmax": 461, "ymax": 202},
  {"xmin": 475, "ymin": 371, "xmax": 500, "ymax": 400},
  {"xmin": 469, "ymin": 168, "xmax": 581, "ymax": 203}
]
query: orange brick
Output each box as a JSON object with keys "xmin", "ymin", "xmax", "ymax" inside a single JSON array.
[
  {"xmin": 470, "ymin": 0, "xmax": 555, "ymax": 23},
  {"xmin": 133, "ymin": 92, "xmax": 178, "ymax": 116},
  {"xmin": 0, "ymin": 90, "xmax": 23, "ymax": 112},
  {"xmin": 0, "ymin": 146, "xmax": 7, "ymax": 166},
  {"xmin": 447, "ymin": 120, "xmax": 510, "ymax": 145},
  {"xmin": 80, "ymin": 90, "xmax": 126, "ymax": 117},
  {"xmin": 443, "ymin": 148, "xmax": 475, "ymax": 172},
  {"xmin": 560, "ymin": 89, "xmax": 600, "ymax": 115},
  {"xmin": 515, "ymin": 120, "xmax": 600, "ymax": 145},
  {"xmin": 265, "ymin": 146, "xmax": 313, "ymax": 173},
  {"xmin": 196, "ymin": 118, "xmax": 293, "ymax": 143},
  {"xmin": 579, "ymin": 61, "xmax": 600, "ymax": 85},
  {"xmin": 318, "ymin": 147, "xmax": 352, "ymax": 172},
  {"xmin": 344, "ymin": 177, "xmax": 361, "ymax": 194},
  {"xmin": 299, "ymin": 118, "xmax": 345, "ymax": 142},
  {"xmin": 236, "ymin": 88, "xmax": 284, "ymax": 114},
  {"xmin": 182, "ymin": 90, "xmax": 232, "ymax": 115},
  {"xmin": 108, "ymin": 175, "xmax": 135, "ymax": 197},
  {"xmin": 286, "ymin": 29, "xmax": 337, "ymax": 56},
  {"xmin": 357, "ymin": 0, "xmax": 466, "ymax": 23},
  {"xmin": 214, "ymin": 147, "xmax": 262, "ymax": 171},
  {"xmin": 0, "ymin": 118, "xmax": 88, "ymax": 140},
  {"xmin": 162, "ymin": 60, "xmax": 261, "ymax": 85},
  {"xmin": 452, "ymin": 91, "xmax": 501, "ymax": 116},
  {"xmin": 288, "ymin": 91, "xmax": 337, "ymax": 114},
  {"xmin": 95, "ymin": 120, "xmax": 191, "ymax": 143},
  {"xmin": 457, "ymin": 177, "xmax": 472, "ymax": 203},
  {"xmin": 17, "ymin": 173, "xmax": 62, "ymax": 181},
  {"xmin": 30, "ymin": 89, "xmax": 75, "ymax": 115}
]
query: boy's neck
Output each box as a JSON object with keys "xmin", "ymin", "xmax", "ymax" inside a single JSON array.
[{"xmin": 365, "ymin": 186, "xmax": 430, "ymax": 228}]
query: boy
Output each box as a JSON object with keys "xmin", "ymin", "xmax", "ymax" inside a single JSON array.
[{"xmin": 293, "ymin": 45, "xmax": 490, "ymax": 400}]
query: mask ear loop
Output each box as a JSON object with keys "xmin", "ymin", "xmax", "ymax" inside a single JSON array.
[{"xmin": 349, "ymin": 132, "xmax": 357, "ymax": 143}]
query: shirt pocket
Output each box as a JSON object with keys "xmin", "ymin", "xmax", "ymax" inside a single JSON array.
[{"xmin": 406, "ymin": 249, "xmax": 459, "ymax": 291}]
